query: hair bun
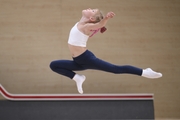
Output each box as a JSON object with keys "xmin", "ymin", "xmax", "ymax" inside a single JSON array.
[{"xmin": 100, "ymin": 27, "xmax": 107, "ymax": 33}]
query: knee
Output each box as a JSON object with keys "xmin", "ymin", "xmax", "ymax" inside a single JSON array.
[
  {"xmin": 110, "ymin": 66, "xmax": 121, "ymax": 74},
  {"xmin": 49, "ymin": 61, "xmax": 57, "ymax": 71}
]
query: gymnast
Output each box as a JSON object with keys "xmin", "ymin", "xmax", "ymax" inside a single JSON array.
[{"xmin": 50, "ymin": 8, "xmax": 162, "ymax": 94}]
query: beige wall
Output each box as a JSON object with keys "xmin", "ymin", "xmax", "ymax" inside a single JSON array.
[{"xmin": 0, "ymin": 0, "xmax": 180, "ymax": 119}]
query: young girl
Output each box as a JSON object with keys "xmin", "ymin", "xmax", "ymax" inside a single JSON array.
[{"xmin": 50, "ymin": 8, "xmax": 162, "ymax": 94}]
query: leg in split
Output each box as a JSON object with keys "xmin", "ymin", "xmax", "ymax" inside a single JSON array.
[
  {"xmin": 88, "ymin": 58, "xmax": 162, "ymax": 79},
  {"xmin": 50, "ymin": 50, "xmax": 162, "ymax": 94},
  {"xmin": 81, "ymin": 56, "xmax": 143, "ymax": 76},
  {"xmin": 75, "ymin": 51, "xmax": 162, "ymax": 79},
  {"xmin": 50, "ymin": 60, "xmax": 86, "ymax": 94}
]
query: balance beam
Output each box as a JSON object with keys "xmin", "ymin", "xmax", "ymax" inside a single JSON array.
[{"xmin": 0, "ymin": 84, "xmax": 154, "ymax": 119}]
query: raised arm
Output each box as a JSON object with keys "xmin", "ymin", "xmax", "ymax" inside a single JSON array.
[{"xmin": 86, "ymin": 12, "xmax": 115, "ymax": 30}]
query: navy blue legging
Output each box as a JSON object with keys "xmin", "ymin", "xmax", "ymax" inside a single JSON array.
[{"xmin": 50, "ymin": 50, "xmax": 142, "ymax": 79}]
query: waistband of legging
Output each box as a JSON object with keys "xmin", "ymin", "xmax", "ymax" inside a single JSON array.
[{"xmin": 73, "ymin": 50, "xmax": 92, "ymax": 60}]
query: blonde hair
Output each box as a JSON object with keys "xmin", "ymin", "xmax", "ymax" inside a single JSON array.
[
  {"xmin": 91, "ymin": 9, "xmax": 104, "ymax": 23},
  {"xmin": 89, "ymin": 9, "xmax": 107, "ymax": 35}
]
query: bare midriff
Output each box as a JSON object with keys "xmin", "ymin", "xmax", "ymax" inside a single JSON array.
[{"xmin": 68, "ymin": 44, "xmax": 87, "ymax": 57}]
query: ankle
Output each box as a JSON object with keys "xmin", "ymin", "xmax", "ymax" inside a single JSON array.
[
  {"xmin": 73, "ymin": 74, "xmax": 85, "ymax": 81},
  {"xmin": 72, "ymin": 74, "xmax": 86, "ymax": 94}
]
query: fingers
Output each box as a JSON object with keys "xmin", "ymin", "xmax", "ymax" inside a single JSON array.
[{"xmin": 106, "ymin": 12, "xmax": 115, "ymax": 18}]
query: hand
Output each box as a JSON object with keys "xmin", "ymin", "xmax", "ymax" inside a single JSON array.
[{"xmin": 106, "ymin": 12, "xmax": 115, "ymax": 19}]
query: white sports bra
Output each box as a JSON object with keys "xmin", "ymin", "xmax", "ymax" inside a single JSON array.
[{"xmin": 68, "ymin": 22, "xmax": 89, "ymax": 47}]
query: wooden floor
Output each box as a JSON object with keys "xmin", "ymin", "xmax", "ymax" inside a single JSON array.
[{"xmin": 0, "ymin": 0, "xmax": 180, "ymax": 119}]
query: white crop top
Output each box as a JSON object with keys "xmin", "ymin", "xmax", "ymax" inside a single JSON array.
[{"xmin": 68, "ymin": 22, "xmax": 89, "ymax": 47}]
